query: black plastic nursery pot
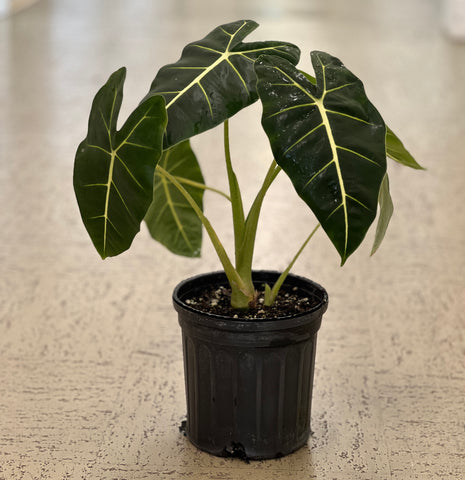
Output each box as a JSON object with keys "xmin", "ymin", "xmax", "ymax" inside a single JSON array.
[{"xmin": 173, "ymin": 271, "xmax": 328, "ymax": 460}]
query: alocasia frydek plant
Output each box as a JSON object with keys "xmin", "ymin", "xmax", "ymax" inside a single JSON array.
[{"xmin": 74, "ymin": 20, "xmax": 423, "ymax": 310}]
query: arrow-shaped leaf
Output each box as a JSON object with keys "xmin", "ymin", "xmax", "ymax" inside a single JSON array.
[
  {"xmin": 256, "ymin": 52, "xmax": 387, "ymax": 264},
  {"xmin": 144, "ymin": 19, "xmax": 300, "ymax": 148},
  {"xmin": 145, "ymin": 141, "xmax": 204, "ymax": 257},
  {"xmin": 73, "ymin": 67, "xmax": 167, "ymax": 258}
]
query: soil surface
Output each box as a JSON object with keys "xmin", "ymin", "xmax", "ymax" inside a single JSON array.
[{"xmin": 183, "ymin": 284, "xmax": 319, "ymax": 320}]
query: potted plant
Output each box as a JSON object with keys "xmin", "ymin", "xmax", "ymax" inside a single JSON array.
[{"xmin": 73, "ymin": 20, "xmax": 423, "ymax": 460}]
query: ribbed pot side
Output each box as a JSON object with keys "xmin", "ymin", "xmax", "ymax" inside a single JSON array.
[{"xmin": 173, "ymin": 271, "xmax": 328, "ymax": 460}]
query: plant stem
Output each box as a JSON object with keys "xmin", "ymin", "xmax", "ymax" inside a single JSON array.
[
  {"xmin": 264, "ymin": 223, "xmax": 321, "ymax": 306},
  {"xmin": 236, "ymin": 159, "xmax": 282, "ymax": 278},
  {"xmin": 223, "ymin": 120, "xmax": 259, "ymax": 309},
  {"xmin": 156, "ymin": 165, "xmax": 252, "ymax": 300},
  {"xmin": 173, "ymin": 175, "xmax": 231, "ymax": 201},
  {"xmin": 225, "ymin": 159, "xmax": 282, "ymax": 308},
  {"xmin": 224, "ymin": 120, "xmax": 246, "ymax": 263}
]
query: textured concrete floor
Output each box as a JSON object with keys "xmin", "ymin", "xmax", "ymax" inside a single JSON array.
[{"xmin": 1, "ymin": 0, "xmax": 464, "ymax": 478}]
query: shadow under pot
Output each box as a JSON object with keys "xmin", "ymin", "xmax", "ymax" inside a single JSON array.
[{"xmin": 173, "ymin": 270, "xmax": 328, "ymax": 461}]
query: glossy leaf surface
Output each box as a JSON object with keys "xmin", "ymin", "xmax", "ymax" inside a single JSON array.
[
  {"xmin": 144, "ymin": 19, "xmax": 300, "ymax": 148},
  {"xmin": 371, "ymin": 174, "xmax": 394, "ymax": 255},
  {"xmin": 73, "ymin": 68, "xmax": 167, "ymax": 258},
  {"xmin": 256, "ymin": 52, "xmax": 387, "ymax": 264},
  {"xmin": 145, "ymin": 141, "xmax": 204, "ymax": 257}
]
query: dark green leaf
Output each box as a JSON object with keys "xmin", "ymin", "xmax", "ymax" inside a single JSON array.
[
  {"xmin": 144, "ymin": 19, "xmax": 300, "ymax": 148},
  {"xmin": 305, "ymin": 74, "xmax": 422, "ymax": 172},
  {"xmin": 386, "ymin": 126, "xmax": 425, "ymax": 169},
  {"xmin": 371, "ymin": 173, "xmax": 394, "ymax": 255},
  {"xmin": 256, "ymin": 52, "xmax": 387, "ymax": 264},
  {"xmin": 73, "ymin": 68, "xmax": 167, "ymax": 259},
  {"xmin": 145, "ymin": 141, "xmax": 204, "ymax": 257}
]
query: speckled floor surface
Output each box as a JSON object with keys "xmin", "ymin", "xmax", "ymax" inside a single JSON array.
[{"xmin": 1, "ymin": 0, "xmax": 464, "ymax": 478}]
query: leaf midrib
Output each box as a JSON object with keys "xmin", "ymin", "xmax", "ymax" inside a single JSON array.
[
  {"xmin": 87, "ymin": 98, "xmax": 155, "ymax": 255},
  {"xmin": 164, "ymin": 21, "xmax": 292, "ymax": 111},
  {"xmin": 315, "ymin": 97, "xmax": 349, "ymax": 255},
  {"xmin": 102, "ymin": 89, "xmax": 118, "ymax": 256},
  {"xmin": 164, "ymin": 52, "xmax": 241, "ymax": 110},
  {"xmin": 267, "ymin": 60, "xmax": 351, "ymax": 257}
]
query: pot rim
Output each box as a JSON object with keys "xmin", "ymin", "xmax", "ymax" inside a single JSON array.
[{"xmin": 173, "ymin": 270, "xmax": 328, "ymax": 333}]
